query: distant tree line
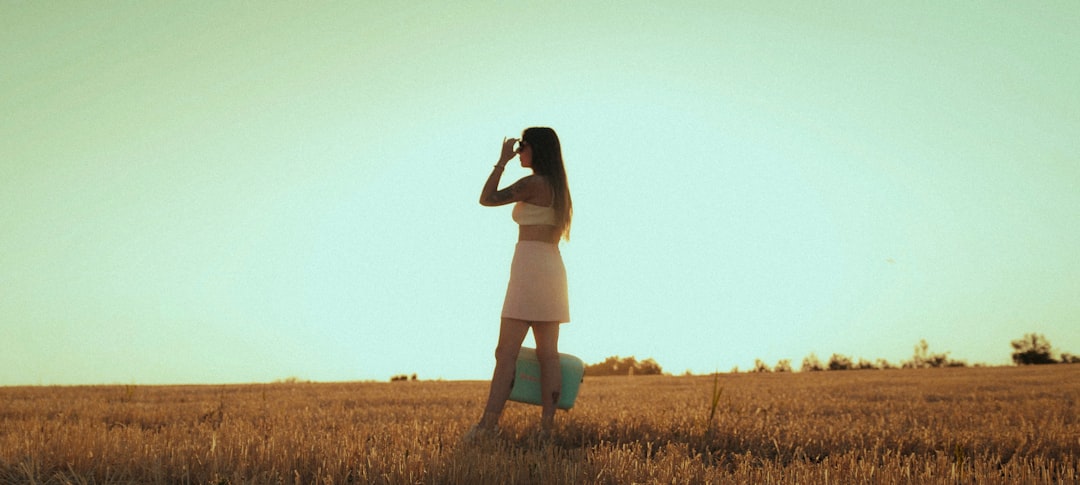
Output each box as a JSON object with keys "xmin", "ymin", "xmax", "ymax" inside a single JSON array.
[
  {"xmin": 789, "ymin": 339, "xmax": 969, "ymax": 373},
  {"xmin": 585, "ymin": 355, "xmax": 663, "ymax": 376},
  {"xmin": 589, "ymin": 332, "xmax": 1076, "ymax": 376},
  {"xmin": 753, "ymin": 333, "xmax": 1077, "ymax": 373}
]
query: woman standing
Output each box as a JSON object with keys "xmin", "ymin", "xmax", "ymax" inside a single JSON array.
[{"xmin": 470, "ymin": 127, "xmax": 573, "ymax": 438}]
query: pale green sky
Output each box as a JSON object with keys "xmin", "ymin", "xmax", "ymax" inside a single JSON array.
[{"xmin": 2, "ymin": 2, "xmax": 1077, "ymax": 385}]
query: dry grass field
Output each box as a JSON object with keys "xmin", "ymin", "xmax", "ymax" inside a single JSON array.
[{"xmin": 2, "ymin": 365, "xmax": 1077, "ymax": 484}]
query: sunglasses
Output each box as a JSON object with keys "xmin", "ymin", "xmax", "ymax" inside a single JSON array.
[{"xmin": 515, "ymin": 140, "xmax": 529, "ymax": 152}]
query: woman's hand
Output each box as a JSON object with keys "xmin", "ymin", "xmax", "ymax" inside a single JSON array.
[{"xmin": 497, "ymin": 137, "xmax": 518, "ymax": 166}]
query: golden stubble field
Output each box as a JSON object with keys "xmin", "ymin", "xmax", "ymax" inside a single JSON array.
[{"xmin": 1, "ymin": 365, "xmax": 1077, "ymax": 484}]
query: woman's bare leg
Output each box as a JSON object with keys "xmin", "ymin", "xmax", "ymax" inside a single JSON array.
[
  {"xmin": 477, "ymin": 317, "xmax": 530, "ymax": 430},
  {"xmin": 531, "ymin": 321, "xmax": 561, "ymax": 430}
]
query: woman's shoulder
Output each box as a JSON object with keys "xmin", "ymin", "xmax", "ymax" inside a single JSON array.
[
  {"xmin": 515, "ymin": 174, "xmax": 550, "ymax": 191},
  {"xmin": 526, "ymin": 174, "xmax": 555, "ymax": 188},
  {"xmin": 521, "ymin": 175, "xmax": 554, "ymax": 206}
]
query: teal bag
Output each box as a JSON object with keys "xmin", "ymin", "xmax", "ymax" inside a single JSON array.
[{"xmin": 508, "ymin": 347, "xmax": 585, "ymax": 410}]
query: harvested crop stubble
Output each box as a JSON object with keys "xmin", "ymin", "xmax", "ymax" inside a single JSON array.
[{"xmin": 1, "ymin": 366, "xmax": 1077, "ymax": 484}]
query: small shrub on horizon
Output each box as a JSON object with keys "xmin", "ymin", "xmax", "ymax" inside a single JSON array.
[
  {"xmin": 903, "ymin": 339, "xmax": 956, "ymax": 368},
  {"xmin": 1011, "ymin": 333, "xmax": 1058, "ymax": 365},
  {"xmin": 801, "ymin": 353, "xmax": 824, "ymax": 372},
  {"xmin": 828, "ymin": 354, "xmax": 854, "ymax": 371}
]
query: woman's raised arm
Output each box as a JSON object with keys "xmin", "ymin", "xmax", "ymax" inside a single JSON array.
[{"xmin": 480, "ymin": 137, "xmax": 533, "ymax": 206}]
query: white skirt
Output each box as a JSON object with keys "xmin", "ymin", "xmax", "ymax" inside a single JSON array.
[{"xmin": 501, "ymin": 241, "xmax": 570, "ymax": 323}]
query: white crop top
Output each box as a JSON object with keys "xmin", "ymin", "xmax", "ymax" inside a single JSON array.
[{"xmin": 512, "ymin": 201, "xmax": 557, "ymax": 226}]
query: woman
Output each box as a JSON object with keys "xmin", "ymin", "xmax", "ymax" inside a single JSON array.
[{"xmin": 469, "ymin": 127, "xmax": 573, "ymax": 439}]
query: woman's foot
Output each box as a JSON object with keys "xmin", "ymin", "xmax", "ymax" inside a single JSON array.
[
  {"xmin": 528, "ymin": 426, "xmax": 555, "ymax": 448},
  {"xmin": 540, "ymin": 415, "xmax": 555, "ymax": 433},
  {"xmin": 462, "ymin": 424, "xmax": 498, "ymax": 444}
]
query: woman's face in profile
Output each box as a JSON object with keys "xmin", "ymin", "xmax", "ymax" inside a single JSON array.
[{"xmin": 518, "ymin": 139, "xmax": 533, "ymax": 168}]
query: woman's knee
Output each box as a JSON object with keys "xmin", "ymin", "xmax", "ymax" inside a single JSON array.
[
  {"xmin": 494, "ymin": 344, "xmax": 519, "ymax": 363},
  {"xmin": 535, "ymin": 345, "xmax": 559, "ymax": 363}
]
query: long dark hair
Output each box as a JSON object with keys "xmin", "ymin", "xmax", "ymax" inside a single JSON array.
[{"xmin": 522, "ymin": 127, "xmax": 572, "ymax": 241}]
